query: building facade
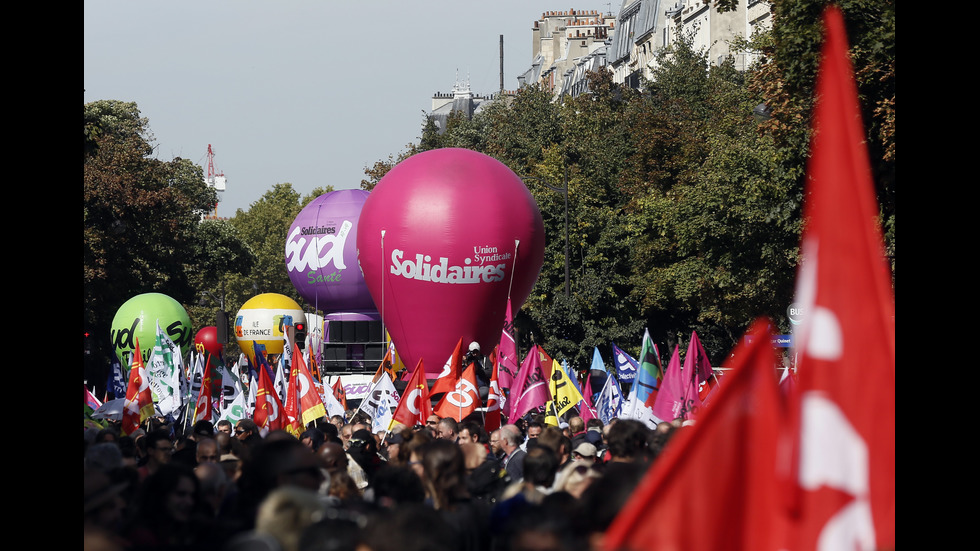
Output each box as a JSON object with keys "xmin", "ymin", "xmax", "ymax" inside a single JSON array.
[{"xmin": 520, "ymin": 1, "xmax": 773, "ymax": 99}]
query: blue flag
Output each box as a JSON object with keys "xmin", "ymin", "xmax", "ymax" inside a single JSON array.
[
  {"xmin": 594, "ymin": 371, "xmax": 624, "ymax": 424},
  {"xmin": 106, "ymin": 356, "xmax": 128, "ymax": 399},
  {"xmin": 611, "ymin": 343, "xmax": 638, "ymax": 383},
  {"xmin": 252, "ymin": 343, "xmax": 276, "ymax": 384}
]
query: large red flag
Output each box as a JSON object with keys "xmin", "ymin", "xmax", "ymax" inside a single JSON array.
[
  {"xmin": 429, "ymin": 337, "xmax": 463, "ymax": 396},
  {"xmin": 779, "ymin": 6, "xmax": 895, "ymax": 550},
  {"xmin": 121, "ymin": 338, "xmax": 154, "ymax": 436},
  {"xmin": 391, "ymin": 358, "xmax": 432, "ymax": 429},
  {"xmin": 434, "ymin": 362, "xmax": 481, "ymax": 422},
  {"xmin": 254, "ymin": 359, "xmax": 284, "ymax": 433},
  {"xmin": 603, "ymin": 319, "xmax": 784, "ymax": 551}
]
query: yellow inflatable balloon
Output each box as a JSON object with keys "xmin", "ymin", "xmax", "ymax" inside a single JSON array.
[{"xmin": 235, "ymin": 293, "xmax": 306, "ymax": 365}]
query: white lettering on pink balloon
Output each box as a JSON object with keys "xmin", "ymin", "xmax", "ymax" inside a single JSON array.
[
  {"xmin": 389, "ymin": 249, "xmax": 506, "ymax": 284},
  {"xmin": 285, "ymin": 220, "xmax": 352, "ymax": 273}
]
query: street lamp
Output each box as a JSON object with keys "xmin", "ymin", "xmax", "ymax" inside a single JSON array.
[
  {"xmin": 521, "ymin": 167, "xmax": 570, "ymax": 299},
  {"xmin": 199, "ymin": 282, "xmax": 228, "ymax": 344}
]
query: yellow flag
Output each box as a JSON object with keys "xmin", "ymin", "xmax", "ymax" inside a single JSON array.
[
  {"xmin": 544, "ymin": 401, "xmax": 559, "ymax": 427},
  {"xmin": 549, "ymin": 359, "xmax": 584, "ymax": 418}
]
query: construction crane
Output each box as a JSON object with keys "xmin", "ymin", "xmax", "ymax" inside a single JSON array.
[{"xmin": 204, "ymin": 144, "xmax": 227, "ymax": 218}]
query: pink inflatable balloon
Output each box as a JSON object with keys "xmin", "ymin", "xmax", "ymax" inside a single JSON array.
[{"xmin": 356, "ymin": 148, "xmax": 545, "ymax": 378}]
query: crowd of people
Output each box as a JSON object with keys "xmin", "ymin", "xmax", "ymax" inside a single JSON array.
[{"xmin": 84, "ymin": 407, "xmax": 685, "ymax": 551}]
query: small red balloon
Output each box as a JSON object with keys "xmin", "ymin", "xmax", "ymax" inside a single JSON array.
[{"xmin": 194, "ymin": 326, "xmax": 224, "ymax": 358}]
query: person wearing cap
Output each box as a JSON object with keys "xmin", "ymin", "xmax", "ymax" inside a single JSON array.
[
  {"xmin": 571, "ymin": 442, "xmax": 598, "ymax": 463},
  {"xmin": 381, "ymin": 430, "xmax": 405, "ymax": 465}
]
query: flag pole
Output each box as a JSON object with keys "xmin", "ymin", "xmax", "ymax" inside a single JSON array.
[
  {"xmin": 380, "ymin": 229, "xmax": 386, "ymax": 358},
  {"xmin": 508, "ymin": 239, "xmax": 520, "ymax": 360}
]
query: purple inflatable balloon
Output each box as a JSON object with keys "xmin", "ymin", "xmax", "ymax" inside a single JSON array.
[
  {"xmin": 356, "ymin": 148, "xmax": 545, "ymax": 378},
  {"xmin": 285, "ymin": 189, "xmax": 378, "ymax": 317}
]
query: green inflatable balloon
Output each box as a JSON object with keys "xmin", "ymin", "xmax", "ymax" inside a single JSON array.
[{"xmin": 110, "ymin": 293, "xmax": 193, "ymax": 367}]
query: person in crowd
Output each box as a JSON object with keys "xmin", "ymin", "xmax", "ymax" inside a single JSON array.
[
  {"xmin": 460, "ymin": 441, "xmax": 505, "ymax": 506},
  {"xmin": 535, "ymin": 426, "xmax": 572, "ymax": 471},
  {"xmin": 137, "ymin": 428, "xmax": 173, "ymax": 482},
  {"xmin": 371, "ymin": 464, "xmax": 426, "ymax": 509},
  {"xmin": 340, "ymin": 423, "xmax": 355, "ymax": 448},
  {"xmin": 457, "ymin": 419, "xmax": 485, "ymax": 446},
  {"xmin": 380, "ymin": 430, "xmax": 405, "ymax": 465},
  {"xmin": 489, "ymin": 429, "xmax": 505, "ymax": 460},
  {"xmin": 491, "ymin": 445, "xmax": 560, "ymax": 540},
  {"xmin": 425, "ymin": 414, "xmax": 441, "ymax": 432},
  {"xmin": 230, "ymin": 436, "xmax": 326, "ymax": 535},
  {"xmin": 216, "ymin": 419, "xmax": 233, "ymax": 436},
  {"xmin": 171, "ymin": 434, "xmax": 199, "ymax": 468},
  {"xmin": 347, "ymin": 428, "xmax": 386, "ymax": 490},
  {"xmin": 357, "ymin": 503, "xmax": 455, "ymax": 551},
  {"xmin": 253, "ymin": 487, "xmax": 327, "ymax": 551},
  {"xmin": 195, "ymin": 461, "xmax": 228, "ymax": 516},
  {"xmin": 86, "ymin": 442, "xmax": 124, "ymax": 474},
  {"xmin": 567, "ymin": 415, "xmax": 587, "ymax": 448},
  {"xmin": 418, "ymin": 439, "xmax": 491, "ymax": 551},
  {"xmin": 234, "ymin": 419, "xmax": 263, "ymax": 453},
  {"xmin": 195, "ymin": 436, "xmax": 221, "ymax": 465},
  {"xmin": 191, "ymin": 420, "xmax": 215, "ymax": 440},
  {"xmin": 499, "ymin": 424, "xmax": 527, "ymax": 483},
  {"xmin": 300, "ymin": 427, "xmax": 325, "ymax": 452},
  {"xmin": 123, "ymin": 462, "xmax": 204, "ymax": 548},
  {"xmin": 436, "ymin": 417, "xmax": 459, "ymax": 441},
  {"xmin": 84, "ymin": 469, "xmax": 129, "ymax": 538},
  {"xmin": 521, "ymin": 420, "xmax": 544, "ymax": 451},
  {"xmin": 605, "ymin": 418, "xmax": 654, "ymax": 468}
]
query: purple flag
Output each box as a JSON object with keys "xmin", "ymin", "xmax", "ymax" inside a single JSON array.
[{"xmin": 507, "ymin": 345, "xmax": 550, "ymax": 421}]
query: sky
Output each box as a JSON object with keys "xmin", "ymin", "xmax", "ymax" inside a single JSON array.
[{"xmin": 84, "ymin": 1, "xmax": 615, "ymax": 218}]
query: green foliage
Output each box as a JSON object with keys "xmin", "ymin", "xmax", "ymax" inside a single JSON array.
[{"xmin": 84, "ymin": 101, "xmax": 221, "ymax": 389}]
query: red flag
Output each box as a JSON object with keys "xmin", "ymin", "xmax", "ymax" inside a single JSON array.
[
  {"xmin": 434, "ymin": 361, "xmax": 481, "ymax": 422},
  {"xmin": 121, "ymin": 338, "xmax": 154, "ymax": 436},
  {"xmin": 485, "ymin": 352, "xmax": 502, "ymax": 433},
  {"xmin": 282, "ymin": 360, "xmax": 305, "ymax": 438},
  {"xmin": 603, "ymin": 319, "xmax": 784, "ymax": 551},
  {"xmin": 392, "ymin": 358, "xmax": 433, "ymax": 429},
  {"xmin": 779, "ymin": 6, "xmax": 895, "ymax": 550},
  {"xmin": 294, "ymin": 344, "xmax": 327, "ymax": 427},
  {"xmin": 193, "ymin": 353, "xmax": 215, "ymax": 423},
  {"xmin": 332, "ymin": 378, "xmax": 347, "ymax": 411},
  {"xmin": 429, "ymin": 337, "xmax": 463, "ymax": 396},
  {"xmin": 254, "ymin": 358, "xmax": 284, "ymax": 433}
]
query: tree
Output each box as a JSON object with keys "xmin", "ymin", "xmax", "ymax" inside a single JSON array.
[{"xmin": 84, "ymin": 100, "xmax": 219, "ymax": 392}]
